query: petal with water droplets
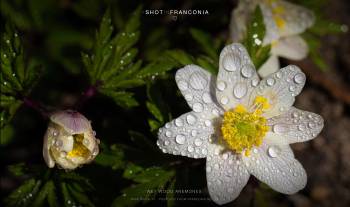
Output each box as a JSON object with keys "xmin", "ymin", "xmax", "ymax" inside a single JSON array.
[
  {"xmin": 206, "ymin": 144, "xmax": 250, "ymax": 205},
  {"xmin": 216, "ymin": 43, "xmax": 259, "ymax": 110},
  {"xmin": 268, "ymin": 107, "xmax": 324, "ymax": 143},
  {"xmin": 242, "ymin": 134, "xmax": 307, "ymax": 194}
]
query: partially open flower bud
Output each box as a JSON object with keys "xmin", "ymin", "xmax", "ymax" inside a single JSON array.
[{"xmin": 43, "ymin": 110, "xmax": 100, "ymax": 170}]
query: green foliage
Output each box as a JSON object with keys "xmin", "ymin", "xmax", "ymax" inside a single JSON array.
[
  {"xmin": 242, "ymin": 6, "xmax": 271, "ymax": 70},
  {"xmin": 0, "ymin": 23, "xmax": 41, "ymax": 129},
  {"xmin": 94, "ymin": 143, "xmax": 126, "ymax": 170},
  {"xmin": 112, "ymin": 164, "xmax": 175, "ymax": 207},
  {"xmin": 4, "ymin": 167, "xmax": 95, "ymax": 207}
]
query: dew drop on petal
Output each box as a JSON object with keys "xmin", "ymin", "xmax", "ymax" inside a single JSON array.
[
  {"xmin": 267, "ymin": 146, "xmax": 281, "ymax": 158},
  {"xmin": 266, "ymin": 78, "xmax": 275, "ymax": 86},
  {"xmin": 187, "ymin": 145, "xmax": 194, "ymax": 152},
  {"xmin": 193, "ymin": 103, "xmax": 203, "ymax": 112},
  {"xmin": 189, "ymin": 72, "xmax": 207, "ymax": 90},
  {"xmin": 251, "ymin": 78, "xmax": 259, "ymax": 87},
  {"xmin": 177, "ymin": 80, "xmax": 188, "ymax": 90},
  {"xmin": 220, "ymin": 96, "xmax": 229, "ymax": 105},
  {"xmin": 186, "ymin": 114, "xmax": 197, "ymax": 125},
  {"xmin": 217, "ymin": 81, "xmax": 226, "ymax": 91},
  {"xmin": 233, "ymin": 83, "xmax": 247, "ymax": 99},
  {"xmin": 241, "ymin": 64, "xmax": 254, "ymax": 78},
  {"xmin": 175, "ymin": 134, "xmax": 186, "ymax": 144},
  {"xmin": 294, "ymin": 73, "xmax": 305, "ymax": 84},
  {"xmin": 194, "ymin": 138, "xmax": 202, "ymax": 146},
  {"xmin": 202, "ymin": 93, "xmax": 212, "ymax": 103},
  {"xmin": 175, "ymin": 118, "xmax": 183, "ymax": 127},
  {"xmin": 223, "ymin": 54, "xmax": 240, "ymax": 72},
  {"xmin": 273, "ymin": 124, "xmax": 289, "ymax": 134}
]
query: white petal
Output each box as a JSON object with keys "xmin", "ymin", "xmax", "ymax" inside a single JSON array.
[
  {"xmin": 216, "ymin": 43, "xmax": 260, "ymax": 110},
  {"xmin": 230, "ymin": 0, "xmax": 258, "ymax": 42},
  {"xmin": 274, "ymin": 0, "xmax": 315, "ymax": 37},
  {"xmin": 175, "ymin": 65, "xmax": 222, "ymax": 113},
  {"xmin": 268, "ymin": 107, "xmax": 324, "ymax": 144},
  {"xmin": 43, "ymin": 128, "xmax": 55, "ymax": 168},
  {"xmin": 252, "ymin": 65, "xmax": 306, "ymax": 118},
  {"xmin": 242, "ymin": 134, "xmax": 307, "ymax": 194},
  {"xmin": 206, "ymin": 144, "xmax": 250, "ymax": 205},
  {"xmin": 259, "ymin": 3, "xmax": 280, "ymax": 44},
  {"xmin": 272, "ymin": 36, "xmax": 308, "ymax": 60},
  {"xmin": 50, "ymin": 110, "xmax": 92, "ymax": 134},
  {"xmin": 258, "ymin": 55, "xmax": 280, "ymax": 78},
  {"xmin": 157, "ymin": 111, "xmax": 216, "ymax": 158}
]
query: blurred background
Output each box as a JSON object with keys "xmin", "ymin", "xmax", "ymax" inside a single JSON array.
[{"xmin": 0, "ymin": 0, "xmax": 349, "ymax": 206}]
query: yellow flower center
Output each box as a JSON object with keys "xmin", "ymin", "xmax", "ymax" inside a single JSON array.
[
  {"xmin": 266, "ymin": 0, "xmax": 286, "ymax": 30},
  {"xmin": 67, "ymin": 134, "xmax": 90, "ymax": 158},
  {"xmin": 221, "ymin": 96, "xmax": 270, "ymax": 156}
]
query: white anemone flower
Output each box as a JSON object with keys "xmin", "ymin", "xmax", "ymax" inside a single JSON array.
[
  {"xmin": 230, "ymin": 0, "xmax": 315, "ymax": 77},
  {"xmin": 157, "ymin": 43, "xmax": 323, "ymax": 205},
  {"xmin": 43, "ymin": 110, "xmax": 100, "ymax": 170}
]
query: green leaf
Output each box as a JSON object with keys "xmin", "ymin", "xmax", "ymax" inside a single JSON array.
[
  {"xmin": 146, "ymin": 101, "xmax": 164, "ymax": 123},
  {"xmin": 100, "ymin": 90, "xmax": 139, "ymax": 109},
  {"xmin": 8, "ymin": 162, "xmax": 27, "ymax": 176},
  {"xmin": 189, "ymin": 28, "xmax": 218, "ymax": 61},
  {"xmin": 4, "ymin": 178, "xmax": 37, "ymax": 207},
  {"xmin": 242, "ymin": 6, "xmax": 271, "ymax": 70},
  {"xmin": 165, "ymin": 50, "xmax": 195, "ymax": 66},
  {"xmin": 94, "ymin": 144, "xmax": 125, "ymax": 170},
  {"xmin": 129, "ymin": 131, "xmax": 157, "ymax": 152},
  {"xmin": 112, "ymin": 165, "xmax": 175, "ymax": 207},
  {"xmin": 137, "ymin": 57, "xmax": 178, "ymax": 79},
  {"xmin": 0, "ymin": 123, "xmax": 14, "ymax": 145}
]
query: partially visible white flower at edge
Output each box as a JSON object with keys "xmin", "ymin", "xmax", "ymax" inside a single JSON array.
[
  {"xmin": 230, "ymin": 0, "xmax": 315, "ymax": 77},
  {"xmin": 157, "ymin": 43, "xmax": 324, "ymax": 205},
  {"xmin": 43, "ymin": 110, "xmax": 100, "ymax": 170}
]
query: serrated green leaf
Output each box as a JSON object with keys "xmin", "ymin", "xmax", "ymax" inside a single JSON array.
[
  {"xmin": 94, "ymin": 144, "xmax": 125, "ymax": 170},
  {"xmin": 148, "ymin": 119, "xmax": 161, "ymax": 131},
  {"xmin": 67, "ymin": 184, "xmax": 95, "ymax": 207},
  {"xmin": 138, "ymin": 58, "xmax": 177, "ymax": 78},
  {"xmin": 196, "ymin": 55, "xmax": 217, "ymax": 74},
  {"xmin": 146, "ymin": 101, "xmax": 164, "ymax": 123},
  {"xmin": 100, "ymin": 90, "xmax": 139, "ymax": 108},
  {"xmin": 4, "ymin": 178, "xmax": 37, "ymax": 207},
  {"xmin": 165, "ymin": 50, "xmax": 195, "ymax": 66}
]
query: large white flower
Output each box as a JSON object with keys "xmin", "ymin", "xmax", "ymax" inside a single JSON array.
[
  {"xmin": 157, "ymin": 43, "xmax": 323, "ymax": 205},
  {"xmin": 230, "ymin": 0, "xmax": 315, "ymax": 77},
  {"xmin": 43, "ymin": 110, "xmax": 100, "ymax": 170}
]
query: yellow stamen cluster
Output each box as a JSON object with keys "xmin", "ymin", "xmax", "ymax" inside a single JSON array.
[
  {"xmin": 221, "ymin": 96, "xmax": 270, "ymax": 156},
  {"xmin": 67, "ymin": 134, "xmax": 90, "ymax": 158}
]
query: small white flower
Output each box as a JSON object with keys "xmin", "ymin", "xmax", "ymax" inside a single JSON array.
[
  {"xmin": 230, "ymin": 0, "xmax": 315, "ymax": 77},
  {"xmin": 43, "ymin": 110, "xmax": 100, "ymax": 170},
  {"xmin": 157, "ymin": 43, "xmax": 323, "ymax": 205}
]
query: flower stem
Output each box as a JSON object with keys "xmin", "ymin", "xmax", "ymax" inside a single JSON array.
[
  {"xmin": 75, "ymin": 81, "xmax": 101, "ymax": 109},
  {"xmin": 23, "ymin": 97, "xmax": 49, "ymax": 118}
]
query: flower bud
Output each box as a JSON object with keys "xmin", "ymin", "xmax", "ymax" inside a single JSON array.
[{"xmin": 43, "ymin": 110, "xmax": 100, "ymax": 170}]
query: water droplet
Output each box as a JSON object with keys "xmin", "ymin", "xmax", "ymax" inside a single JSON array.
[
  {"xmin": 206, "ymin": 166, "xmax": 212, "ymax": 172},
  {"xmin": 220, "ymin": 96, "xmax": 229, "ymax": 105},
  {"xmin": 212, "ymin": 109, "xmax": 219, "ymax": 116},
  {"xmin": 187, "ymin": 145, "xmax": 194, "ymax": 152},
  {"xmin": 186, "ymin": 114, "xmax": 197, "ymax": 125},
  {"xmin": 266, "ymin": 78, "xmax": 275, "ymax": 86},
  {"xmin": 275, "ymin": 72, "xmax": 282, "ymax": 78},
  {"xmin": 308, "ymin": 122, "xmax": 315, "ymax": 129},
  {"xmin": 6, "ymin": 39, "xmax": 10, "ymax": 44},
  {"xmin": 289, "ymin": 85, "xmax": 296, "ymax": 92},
  {"xmin": 201, "ymin": 148, "xmax": 207, "ymax": 155},
  {"xmin": 202, "ymin": 93, "xmax": 212, "ymax": 103},
  {"xmin": 294, "ymin": 73, "xmax": 305, "ymax": 84},
  {"xmin": 222, "ymin": 153, "xmax": 228, "ymax": 160},
  {"xmin": 177, "ymin": 80, "xmax": 188, "ymax": 90},
  {"xmin": 193, "ymin": 103, "xmax": 203, "ymax": 112},
  {"xmin": 293, "ymin": 172, "xmax": 298, "ymax": 177},
  {"xmin": 204, "ymin": 120, "xmax": 212, "ymax": 126},
  {"xmin": 175, "ymin": 118, "xmax": 183, "ymax": 127},
  {"xmin": 298, "ymin": 124, "xmax": 306, "ymax": 131},
  {"xmin": 273, "ymin": 124, "xmax": 289, "ymax": 134},
  {"xmin": 253, "ymin": 148, "xmax": 258, "ymax": 154},
  {"xmin": 194, "ymin": 138, "xmax": 202, "ymax": 146},
  {"xmin": 251, "ymin": 78, "xmax": 259, "ymax": 87},
  {"xmin": 267, "ymin": 146, "xmax": 281, "ymax": 158},
  {"xmin": 292, "ymin": 111, "xmax": 299, "ymax": 118},
  {"xmin": 214, "ymin": 163, "xmax": 220, "ymax": 170},
  {"xmin": 175, "ymin": 134, "xmax": 186, "ymax": 144},
  {"xmin": 83, "ymin": 138, "xmax": 89, "ymax": 146},
  {"xmin": 223, "ymin": 54, "xmax": 240, "ymax": 72},
  {"xmin": 165, "ymin": 131, "xmax": 172, "ymax": 137},
  {"xmin": 191, "ymin": 130, "xmax": 197, "ymax": 137},
  {"xmin": 216, "ymin": 81, "xmax": 226, "ymax": 91},
  {"xmin": 164, "ymin": 140, "xmax": 170, "ymax": 146},
  {"xmin": 184, "ymin": 94, "xmax": 193, "ymax": 101},
  {"xmin": 233, "ymin": 83, "xmax": 247, "ymax": 99},
  {"xmin": 3, "ymin": 54, "xmax": 7, "ymax": 58},
  {"xmin": 241, "ymin": 64, "xmax": 254, "ymax": 78},
  {"xmin": 189, "ymin": 72, "xmax": 207, "ymax": 90},
  {"xmin": 54, "ymin": 139, "xmax": 63, "ymax": 147}
]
